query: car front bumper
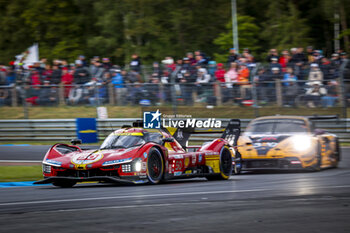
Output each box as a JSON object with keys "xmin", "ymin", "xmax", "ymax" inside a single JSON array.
[
  {"xmin": 34, "ymin": 176, "xmax": 148, "ymax": 185},
  {"xmin": 242, "ymin": 158, "xmax": 304, "ymax": 170}
]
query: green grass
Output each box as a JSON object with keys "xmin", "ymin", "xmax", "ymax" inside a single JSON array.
[
  {"xmin": 0, "ymin": 105, "xmax": 348, "ymax": 119},
  {"xmin": 0, "ymin": 166, "xmax": 42, "ymax": 182}
]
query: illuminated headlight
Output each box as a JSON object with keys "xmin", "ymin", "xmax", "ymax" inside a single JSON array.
[
  {"xmin": 43, "ymin": 164, "xmax": 51, "ymax": 173},
  {"xmin": 134, "ymin": 161, "xmax": 142, "ymax": 172},
  {"xmin": 122, "ymin": 164, "xmax": 131, "ymax": 172},
  {"xmin": 292, "ymin": 136, "xmax": 312, "ymax": 151}
]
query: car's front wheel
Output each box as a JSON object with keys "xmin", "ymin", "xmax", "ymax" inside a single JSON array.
[{"xmin": 146, "ymin": 148, "xmax": 164, "ymax": 184}]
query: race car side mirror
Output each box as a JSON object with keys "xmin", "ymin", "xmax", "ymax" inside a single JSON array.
[
  {"xmin": 162, "ymin": 137, "xmax": 174, "ymax": 145},
  {"xmin": 71, "ymin": 138, "xmax": 82, "ymax": 145},
  {"xmin": 314, "ymin": 129, "xmax": 325, "ymax": 135}
]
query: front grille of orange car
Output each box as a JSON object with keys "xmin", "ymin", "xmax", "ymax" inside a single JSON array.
[
  {"xmin": 244, "ymin": 158, "xmax": 302, "ymax": 169},
  {"xmin": 56, "ymin": 169, "xmax": 119, "ymax": 178}
]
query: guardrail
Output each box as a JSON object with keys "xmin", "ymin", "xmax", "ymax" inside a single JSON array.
[{"xmin": 0, "ymin": 118, "xmax": 349, "ymax": 142}]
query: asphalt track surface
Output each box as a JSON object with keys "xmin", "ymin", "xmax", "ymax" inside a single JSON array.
[{"xmin": 0, "ymin": 146, "xmax": 349, "ymax": 233}]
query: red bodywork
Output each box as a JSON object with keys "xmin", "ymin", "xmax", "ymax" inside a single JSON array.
[{"xmin": 36, "ymin": 127, "xmax": 231, "ymax": 185}]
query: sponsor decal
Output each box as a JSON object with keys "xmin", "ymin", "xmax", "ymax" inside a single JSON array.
[
  {"xmin": 185, "ymin": 170, "xmax": 192, "ymax": 174},
  {"xmin": 72, "ymin": 151, "xmax": 104, "ymax": 165},
  {"xmin": 114, "ymin": 132, "xmax": 143, "ymax": 136},
  {"xmin": 141, "ymin": 162, "xmax": 147, "ymax": 171},
  {"xmin": 143, "ymin": 152, "xmax": 148, "ymax": 158},
  {"xmin": 45, "ymin": 159, "xmax": 62, "ymax": 166},
  {"xmin": 79, "ymin": 129, "xmax": 97, "ymax": 133},
  {"xmin": 184, "ymin": 157, "xmax": 190, "ymax": 167},
  {"xmin": 102, "ymin": 157, "xmax": 133, "ymax": 166},
  {"xmin": 192, "ymin": 154, "xmax": 196, "ymax": 164},
  {"xmin": 174, "ymin": 171, "xmax": 182, "ymax": 176},
  {"xmin": 133, "ymin": 180, "xmax": 147, "ymax": 184},
  {"xmin": 198, "ymin": 154, "xmax": 203, "ymax": 163},
  {"xmin": 175, "ymin": 160, "xmax": 183, "ymax": 171}
]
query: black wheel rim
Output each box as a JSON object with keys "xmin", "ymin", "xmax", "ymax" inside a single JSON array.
[
  {"xmin": 148, "ymin": 152, "xmax": 162, "ymax": 180},
  {"xmin": 221, "ymin": 148, "xmax": 232, "ymax": 175}
]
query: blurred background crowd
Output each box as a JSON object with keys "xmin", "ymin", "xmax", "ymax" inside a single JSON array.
[{"xmin": 0, "ymin": 46, "xmax": 349, "ymax": 108}]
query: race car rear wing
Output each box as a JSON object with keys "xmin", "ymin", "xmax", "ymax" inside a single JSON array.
[
  {"xmin": 162, "ymin": 119, "xmax": 241, "ymax": 149},
  {"xmin": 307, "ymin": 115, "xmax": 339, "ymax": 121}
]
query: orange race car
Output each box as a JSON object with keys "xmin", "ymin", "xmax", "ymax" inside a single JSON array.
[{"xmin": 237, "ymin": 116, "xmax": 341, "ymax": 171}]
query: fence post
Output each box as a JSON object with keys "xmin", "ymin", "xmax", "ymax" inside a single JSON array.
[
  {"xmin": 275, "ymin": 79, "xmax": 282, "ymax": 107},
  {"xmin": 108, "ymin": 83, "xmax": 115, "ymax": 105},
  {"xmin": 215, "ymin": 82, "xmax": 222, "ymax": 106},
  {"xmin": 58, "ymin": 83, "xmax": 65, "ymax": 105},
  {"xmin": 158, "ymin": 83, "xmax": 164, "ymax": 105},
  {"xmin": 11, "ymin": 85, "xmax": 17, "ymax": 107},
  {"xmin": 252, "ymin": 80, "xmax": 259, "ymax": 117}
]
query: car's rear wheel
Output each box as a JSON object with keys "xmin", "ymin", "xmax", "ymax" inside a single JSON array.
[
  {"xmin": 52, "ymin": 180, "xmax": 76, "ymax": 188},
  {"xmin": 333, "ymin": 139, "xmax": 341, "ymax": 167},
  {"xmin": 147, "ymin": 148, "xmax": 164, "ymax": 184},
  {"xmin": 206, "ymin": 146, "xmax": 232, "ymax": 180}
]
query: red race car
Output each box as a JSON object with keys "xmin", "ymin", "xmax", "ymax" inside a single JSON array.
[{"xmin": 35, "ymin": 120, "xmax": 241, "ymax": 187}]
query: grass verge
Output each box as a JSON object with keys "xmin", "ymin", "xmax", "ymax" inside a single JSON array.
[{"xmin": 0, "ymin": 166, "xmax": 42, "ymax": 182}]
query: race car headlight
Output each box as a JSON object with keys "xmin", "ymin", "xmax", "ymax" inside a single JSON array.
[
  {"xmin": 43, "ymin": 164, "xmax": 51, "ymax": 174},
  {"xmin": 292, "ymin": 136, "xmax": 312, "ymax": 151},
  {"xmin": 134, "ymin": 161, "xmax": 142, "ymax": 172},
  {"xmin": 121, "ymin": 164, "xmax": 132, "ymax": 172}
]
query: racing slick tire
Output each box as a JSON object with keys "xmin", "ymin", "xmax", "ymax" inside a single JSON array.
[
  {"xmin": 333, "ymin": 139, "xmax": 341, "ymax": 168},
  {"xmin": 52, "ymin": 180, "xmax": 76, "ymax": 188},
  {"xmin": 206, "ymin": 146, "xmax": 232, "ymax": 180},
  {"xmin": 310, "ymin": 143, "xmax": 322, "ymax": 171},
  {"xmin": 233, "ymin": 150, "xmax": 242, "ymax": 175},
  {"xmin": 146, "ymin": 147, "xmax": 164, "ymax": 184}
]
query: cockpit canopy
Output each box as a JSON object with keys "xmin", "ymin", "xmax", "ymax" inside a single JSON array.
[{"xmin": 100, "ymin": 130, "xmax": 163, "ymax": 149}]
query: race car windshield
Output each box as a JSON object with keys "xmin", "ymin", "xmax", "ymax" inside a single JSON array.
[
  {"xmin": 246, "ymin": 120, "xmax": 308, "ymax": 134},
  {"xmin": 100, "ymin": 135, "xmax": 145, "ymax": 149}
]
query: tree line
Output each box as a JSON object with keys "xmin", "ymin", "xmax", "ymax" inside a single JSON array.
[{"xmin": 0, "ymin": 0, "xmax": 349, "ymax": 64}]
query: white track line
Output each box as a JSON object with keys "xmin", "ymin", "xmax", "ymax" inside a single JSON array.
[{"xmin": 0, "ymin": 189, "xmax": 267, "ymax": 206}]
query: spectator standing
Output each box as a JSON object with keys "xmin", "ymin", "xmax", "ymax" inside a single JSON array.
[
  {"xmin": 207, "ymin": 61, "xmax": 217, "ymax": 77},
  {"xmin": 224, "ymin": 62, "xmax": 239, "ymax": 103},
  {"xmin": 320, "ymin": 57, "xmax": 332, "ymax": 81},
  {"xmin": 111, "ymin": 69, "xmax": 126, "ymax": 105},
  {"xmin": 37, "ymin": 81, "xmax": 58, "ymax": 106},
  {"xmin": 102, "ymin": 57, "xmax": 112, "ymax": 70},
  {"xmin": 269, "ymin": 57, "xmax": 282, "ymax": 71},
  {"xmin": 186, "ymin": 52, "xmax": 196, "ymax": 65},
  {"xmin": 61, "ymin": 68, "xmax": 73, "ymax": 98},
  {"xmin": 308, "ymin": 63, "xmax": 323, "ymax": 82},
  {"xmin": 305, "ymin": 81, "xmax": 327, "ymax": 107},
  {"xmin": 195, "ymin": 68, "xmax": 211, "ymax": 102},
  {"xmin": 237, "ymin": 63, "xmax": 250, "ymax": 100},
  {"xmin": 73, "ymin": 60, "xmax": 90, "ymax": 84},
  {"xmin": 284, "ymin": 80, "xmax": 299, "ymax": 107},
  {"xmin": 0, "ymin": 88, "xmax": 9, "ymax": 106},
  {"xmin": 50, "ymin": 65, "xmax": 62, "ymax": 85},
  {"xmin": 279, "ymin": 50, "xmax": 290, "ymax": 72},
  {"xmin": 228, "ymin": 48, "xmax": 239, "ymax": 64},
  {"xmin": 215, "ymin": 63, "xmax": 226, "ymax": 83},
  {"xmin": 282, "ymin": 67, "xmax": 297, "ymax": 86},
  {"xmin": 321, "ymin": 81, "xmax": 338, "ymax": 107},
  {"xmin": 130, "ymin": 54, "xmax": 142, "ymax": 73},
  {"xmin": 266, "ymin": 49, "xmax": 279, "ymax": 63}
]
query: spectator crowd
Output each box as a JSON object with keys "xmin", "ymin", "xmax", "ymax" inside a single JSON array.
[{"xmin": 0, "ymin": 47, "xmax": 349, "ymax": 108}]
